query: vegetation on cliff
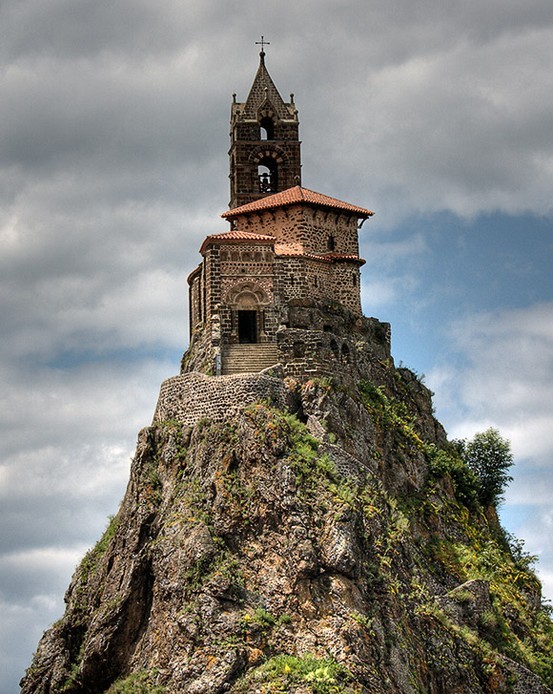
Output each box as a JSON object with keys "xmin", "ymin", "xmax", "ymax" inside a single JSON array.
[{"xmin": 21, "ymin": 364, "xmax": 552, "ymax": 693}]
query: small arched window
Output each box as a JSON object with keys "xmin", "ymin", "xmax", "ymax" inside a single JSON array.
[
  {"xmin": 259, "ymin": 116, "xmax": 274, "ymax": 140},
  {"xmin": 327, "ymin": 235, "xmax": 336, "ymax": 251}
]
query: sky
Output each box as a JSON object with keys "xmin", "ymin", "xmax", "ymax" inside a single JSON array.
[{"xmin": 1, "ymin": 0, "xmax": 552, "ymax": 690}]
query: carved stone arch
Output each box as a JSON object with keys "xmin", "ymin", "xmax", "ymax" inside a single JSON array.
[
  {"xmin": 225, "ymin": 281, "xmax": 269, "ymax": 309},
  {"xmin": 248, "ymin": 145, "xmax": 286, "ymax": 166},
  {"xmin": 250, "ymin": 146, "xmax": 286, "ymax": 194}
]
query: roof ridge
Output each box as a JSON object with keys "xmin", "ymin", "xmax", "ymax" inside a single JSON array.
[
  {"xmin": 221, "ymin": 185, "xmax": 374, "ymax": 219},
  {"xmin": 209, "ymin": 229, "xmax": 274, "ymax": 239}
]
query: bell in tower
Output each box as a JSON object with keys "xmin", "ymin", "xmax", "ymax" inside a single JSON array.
[{"xmin": 228, "ymin": 43, "xmax": 301, "ymax": 209}]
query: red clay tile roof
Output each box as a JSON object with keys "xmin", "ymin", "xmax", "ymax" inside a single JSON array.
[
  {"xmin": 200, "ymin": 230, "xmax": 274, "ymax": 254},
  {"xmin": 221, "ymin": 186, "xmax": 374, "ymax": 219},
  {"xmin": 278, "ymin": 251, "xmax": 366, "ymax": 266}
]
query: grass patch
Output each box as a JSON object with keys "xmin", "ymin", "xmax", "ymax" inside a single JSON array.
[
  {"xmin": 79, "ymin": 514, "xmax": 120, "ymax": 584},
  {"xmin": 107, "ymin": 669, "xmax": 165, "ymax": 693},
  {"xmin": 234, "ymin": 653, "xmax": 356, "ymax": 693}
]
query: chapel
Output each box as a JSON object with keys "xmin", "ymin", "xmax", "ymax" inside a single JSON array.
[{"xmin": 184, "ymin": 48, "xmax": 390, "ymax": 378}]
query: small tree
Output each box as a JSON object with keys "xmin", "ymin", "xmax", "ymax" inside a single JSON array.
[{"xmin": 462, "ymin": 428, "xmax": 514, "ymax": 506}]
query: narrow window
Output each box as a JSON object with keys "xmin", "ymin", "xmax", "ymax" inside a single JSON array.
[
  {"xmin": 259, "ymin": 116, "xmax": 274, "ymax": 140},
  {"xmin": 327, "ymin": 235, "xmax": 336, "ymax": 251}
]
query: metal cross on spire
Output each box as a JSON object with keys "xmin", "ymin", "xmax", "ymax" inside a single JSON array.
[{"xmin": 255, "ymin": 35, "xmax": 270, "ymax": 55}]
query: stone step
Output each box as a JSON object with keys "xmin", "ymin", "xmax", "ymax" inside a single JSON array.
[{"xmin": 221, "ymin": 344, "xmax": 279, "ymax": 375}]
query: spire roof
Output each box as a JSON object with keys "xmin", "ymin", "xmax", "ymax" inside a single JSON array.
[
  {"xmin": 237, "ymin": 52, "xmax": 294, "ymax": 121},
  {"xmin": 221, "ymin": 186, "xmax": 374, "ymax": 219}
]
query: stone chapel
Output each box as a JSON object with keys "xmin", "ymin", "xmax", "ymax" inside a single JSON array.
[{"xmin": 183, "ymin": 49, "xmax": 391, "ymax": 379}]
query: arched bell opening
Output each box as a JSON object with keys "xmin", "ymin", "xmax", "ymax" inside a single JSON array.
[{"xmin": 258, "ymin": 157, "xmax": 278, "ymax": 193}]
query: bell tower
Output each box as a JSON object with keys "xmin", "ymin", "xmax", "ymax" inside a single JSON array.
[{"xmin": 229, "ymin": 45, "xmax": 301, "ymax": 209}]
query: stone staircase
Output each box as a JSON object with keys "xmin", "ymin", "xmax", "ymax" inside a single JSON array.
[{"xmin": 221, "ymin": 343, "xmax": 280, "ymax": 375}]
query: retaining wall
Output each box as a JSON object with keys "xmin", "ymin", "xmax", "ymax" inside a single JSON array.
[{"xmin": 152, "ymin": 370, "xmax": 291, "ymax": 426}]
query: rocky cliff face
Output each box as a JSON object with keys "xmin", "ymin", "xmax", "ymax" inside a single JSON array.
[{"xmin": 21, "ymin": 339, "xmax": 552, "ymax": 693}]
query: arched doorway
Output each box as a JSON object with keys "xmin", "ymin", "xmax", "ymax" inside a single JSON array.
[{"xmin": 225, "ymin": 282, "xmax": 269, "ymax": 344}]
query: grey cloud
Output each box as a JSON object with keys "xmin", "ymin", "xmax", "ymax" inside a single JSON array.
[
  {"xmin": 1, "ymin": 2, "xmax": 552, "ymax": 690},
  {"xmin": 1, "ymin": 0, "xmax": 210, "ymax": 61}
]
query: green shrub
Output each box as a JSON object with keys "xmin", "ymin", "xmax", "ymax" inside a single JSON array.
[
  {"xmin": 79, "ymin": 514, "xmax": 120, "ymax": 583},
  {"xmin": 455, "ymin": 428, "xmax": 513, "ymax": 506},
  {"xmin": 426, "ymin": 447, "xmax": 479, "ymax": 508}
]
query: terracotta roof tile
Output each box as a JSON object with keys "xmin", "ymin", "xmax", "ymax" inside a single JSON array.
[
  {"xmin": 207, "ymin": 230, "xmax": 274, "ymax": 242},
  {"xmin": 221, "ymin": 186, "xmax": 374, "ymax": 219},
  {"xmin": 323, "ymin": 252, "xmax": 366, "ymax": 263},
  {"xmin": 200, "ymin": 229, "xmax": 274, "ymax": 254},
  {"xmin": 277, "ymin": 251, "xmax": 366, "ymax": 266}
]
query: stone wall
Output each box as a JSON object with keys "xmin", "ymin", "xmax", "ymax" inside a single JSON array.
[
  {"xmin": 233, "ymin": 206, "xmax": 360, "ymax": 257},
  {"xmin": 276, "ymin": 315, "xmax": 391, "ymax": 386},
  {"xmin": 181, "ymin": 297, "xmax": 391, "ymax": 382},
  {"xmin": 275, "ymin": 256, "xmax": 361, "ymax": 315},
  {"xmin": 153, "ymin": 371, "xmax": 292, "ymax": 426}
]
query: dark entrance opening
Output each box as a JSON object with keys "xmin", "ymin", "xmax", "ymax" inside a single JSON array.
[{"xmin": 238, "ymin": 310, "xmax": 257, "ymax": 343}]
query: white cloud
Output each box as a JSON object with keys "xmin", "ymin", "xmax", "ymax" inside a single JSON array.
[
  {"xmin": 0, "ymin": 548, "xmax": 86, "ymax": 693},
  {"xmin": 442, "ymin": 304, "xmax": 553, "ymax": 455},
  {"xmin": 428, "ymin": 302, "xmax": 553, "ymax": 602}
]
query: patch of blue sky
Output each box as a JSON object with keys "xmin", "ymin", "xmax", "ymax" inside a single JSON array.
[
  {"xmin": 361, "ymin": 210, "xmax": 553, "ymax": 377},
  {"xmin": 45, "ymin": 345, "xmax": 182, "ymax": 370}
]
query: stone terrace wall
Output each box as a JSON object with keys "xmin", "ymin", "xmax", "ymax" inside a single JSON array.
[
  {"xmin": 276, "ymin": 317, "xmax": 391, "ymax": 387},
  {"xmin": 153, "ymin": 371, "xmax": 291, "ymax": 426}
]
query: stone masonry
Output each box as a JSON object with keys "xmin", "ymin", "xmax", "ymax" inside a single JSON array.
[{"xmin": 153, "ymin": 370, "xmax": 292, "ymax": 426}]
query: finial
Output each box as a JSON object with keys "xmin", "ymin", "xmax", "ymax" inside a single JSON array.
[
  {"xmin": 255, "ymin": 35, "xmax": 270, "ymax": 62},
  {"xmin": 290, "ymin": 93, "xmax": 294, "ymax": 104},
  {"xmin": 232, "ymin": 93, "xmax": 236, "ymax": 103}
]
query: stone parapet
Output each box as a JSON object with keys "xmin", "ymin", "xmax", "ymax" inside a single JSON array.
[{"xmin": 153, "ymin": 370, "xmax": 291, "ymax": 426}]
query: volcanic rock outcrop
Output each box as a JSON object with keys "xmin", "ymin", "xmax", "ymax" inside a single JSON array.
[{"xmin": 21, "ymin": 329, "xmax": 553, "ymax": 692}]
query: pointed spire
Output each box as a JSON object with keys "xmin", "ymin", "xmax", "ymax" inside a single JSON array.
[{"xmin": 241, "ymin": 44, "xmax": 292, "ymax": 120}]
